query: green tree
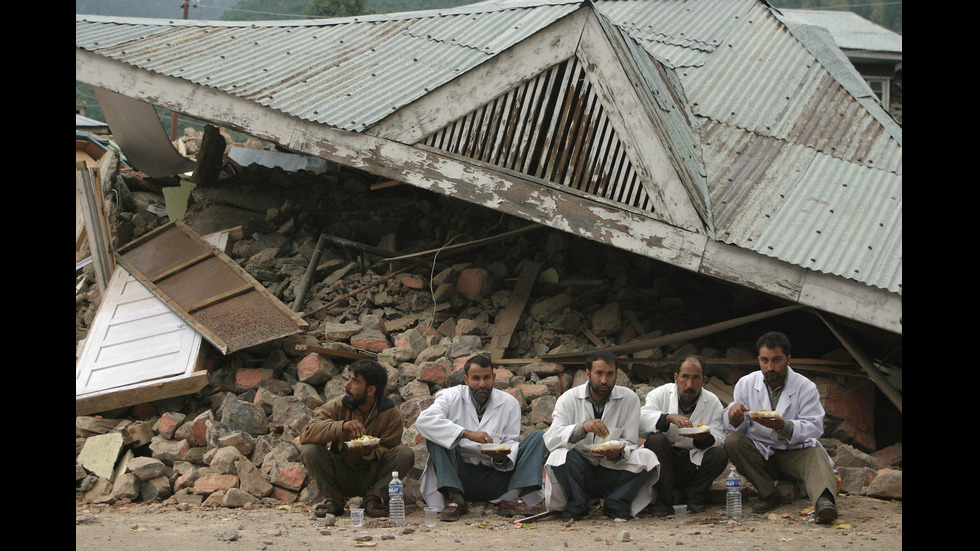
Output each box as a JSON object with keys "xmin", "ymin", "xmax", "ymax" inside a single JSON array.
[{"xmin": 306, "ymin": 0, "xmax": 372, "ymax": 18}]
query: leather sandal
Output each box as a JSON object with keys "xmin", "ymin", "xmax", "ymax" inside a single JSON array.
[
  {"xmin": 439, "ymin": 500, "xmax": 468, "ymax": 522},
  {"xmin": 362, "ymin": 494, "xmax": 387, "ymax": 518},
  {"xmin": 314, "ymin": 497, "xmax": 343, "ymax": 518}
]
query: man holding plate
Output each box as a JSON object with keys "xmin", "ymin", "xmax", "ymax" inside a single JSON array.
[
  {"xmin": 640, "ymin": 355, "xmax": 728, "ymax": 515},
  {"xmin": 543, "ymin": 350, "xmax": 660, "ymax": 521},
  {"xmin": 723, "ymin": 331, "xmax": 839, "ymax": 523},
  {"xmin": 415, "ymin": 354, "xmax": 546, "ymax": 521},
  {"xmin": 299, "ymin": 359, "xmax": 414, "ymax": 518}
]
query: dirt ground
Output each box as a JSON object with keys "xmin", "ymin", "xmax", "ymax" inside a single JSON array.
[{"xmin": 75, "ymin": 492, "xmax": 901, "ymax": 551}]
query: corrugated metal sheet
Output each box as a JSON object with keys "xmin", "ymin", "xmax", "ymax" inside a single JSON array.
[
  {"xmin": 423, "ymin": 56, "xmax": 661, "ymax": 211},
  {"xmin": 76, "ymin": 3, "xmax": 579, "ymax": 132},
  {"xmin": 775, "ymin": 8, "xmax": 902, "ymax": 54}
]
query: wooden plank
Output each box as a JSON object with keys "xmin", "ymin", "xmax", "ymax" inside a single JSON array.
[
  {"xmin": 293, "ymin": 343, "xmax": 376, "ymax": 361},
  {"xmin": 815, "ymin": 311, "xmax": 902, "ymax": 413},
  {"xmin": 487, "ymin": 261, "xmax": 542, "ymax": 361},
  {"xmin": 76, "ymin": 370, "xmax": 210, "ymax": 416},
  {"xmin": 75, "ymin": 165, "xmax": 114, "ymax": 295}
]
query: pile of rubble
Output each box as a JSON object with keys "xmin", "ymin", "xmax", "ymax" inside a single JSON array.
[{"xmin": 75, "ymin": 156, "xmax": 902, "ymax": 510}]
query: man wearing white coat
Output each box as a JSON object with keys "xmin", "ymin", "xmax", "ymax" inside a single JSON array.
[
  {"xmin": 415, "ymin": 355, "xmax": 546, "ymax": 522},
  {"xmin": 640, "ymin": 355, "xmax": 727, "ymax": 515},
  {"xmin": 723, "ymin": 331, "xmax": 839, "ymax": 524},
  {"xmin": 544, "ymin": 350, "xmax": 660, "ymax": 521}
]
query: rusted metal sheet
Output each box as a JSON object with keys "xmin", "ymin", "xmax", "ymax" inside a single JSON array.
[
  {"xmin": 422, "ymin": 57, "xmax": 655, "ymax": 213},
  {"xmin": 114, "ymin": 220, "xmax": 308, "ymax": 354}
]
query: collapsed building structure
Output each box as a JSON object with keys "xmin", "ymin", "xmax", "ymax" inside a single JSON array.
[{"xmin": 75, "ymin": 0, "xmax": 901, "ymax": 506}]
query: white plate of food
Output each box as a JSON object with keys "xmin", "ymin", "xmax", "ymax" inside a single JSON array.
[
  {"xmin": 749, "ymin": 410, "xmax": 782, "ymax": 420},
  {"xmin": 478, "ymin": 442, "xmax": 513, "ymax": 452},
  {"xmin": 588, "ymin": 440, "xmax": 624, "ymax": 452},
  {"xmin": 345, "ymin": 436, "xmax": 381, "ymax": 448},
  {"xmin": 678, "ymin": 424, "xmax": 711, "ymax": 435}
]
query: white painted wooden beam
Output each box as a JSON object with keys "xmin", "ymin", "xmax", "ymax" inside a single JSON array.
[{"xmin": 576, "ymin": 12, "xmax": 705, "ymax": 235}]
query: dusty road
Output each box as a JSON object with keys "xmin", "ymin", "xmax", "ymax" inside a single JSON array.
[{"xmin": 76, "ymin": 492, "xmax": 901, "ymax": 551}]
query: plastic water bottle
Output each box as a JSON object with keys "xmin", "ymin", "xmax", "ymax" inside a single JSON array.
[
  {"xmin": 726, "ymin": 465, "xmax": 742, "ymax": 519},
  {"xmin": 388, "ymin": 471, "xmax": 405, "ymax": 526}
]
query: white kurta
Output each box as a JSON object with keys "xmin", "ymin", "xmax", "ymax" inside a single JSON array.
[
  {"xmin": 722, "ymin": 366, "xmax": 833, "ymax": 465},
  {"xmin": 639, "ymin": 383, "xmax": 726, "ymax": 466},
  {"xmin": 543, "ymin": 384, "xmax": 660, "ymax": 516},
  {"xmin": 415, "ymin": 385, "xmax": 542, "ymax": 509}
]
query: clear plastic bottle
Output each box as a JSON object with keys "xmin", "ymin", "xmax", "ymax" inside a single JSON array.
[
  {"xmin": 726, "ymin": 465, "xmax": 742, "ymax": 520},
  {"xmin": 388, "ymin": 471, "xmax": 405, "ymax": 526}
]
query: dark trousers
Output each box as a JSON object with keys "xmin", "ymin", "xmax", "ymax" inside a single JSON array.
[
  {"xmin": 550, "ymin": 449, "xmax": 658, "ymax": 518},
  {"xmin": 643, "ymin": 432, "xmax": 728, "ymax": 505},
  {"xmin": 300, "ymin": 443, "xmax": 415, "ymax": 502},
  {"xmin": 426, "ymin": 429, "xmax": 545, "ymax": 502}
]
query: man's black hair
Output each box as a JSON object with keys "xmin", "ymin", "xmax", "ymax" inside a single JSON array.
[
  {"xmin": 463, "ymin": 354, "xmax": 492, "ymax": 374},
  {"xmin": 755, "ymin": 331, "xmax": 792, "ymax": 356},
  {"xmin": 674, "ymin": 355, "xmax": 707, "ymax": 377},
  {"xmin": 584, "ymin": 350, "xmax": 617, "ymax": 370},
  {"xmin": 350, "ymin": 359, "xmax": 388, "ymax": 395}
]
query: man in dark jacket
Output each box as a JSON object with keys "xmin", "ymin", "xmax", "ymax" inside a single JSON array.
[{"xmin": 300, "ymin": 359, "xmax": 414, "ymax": 517}]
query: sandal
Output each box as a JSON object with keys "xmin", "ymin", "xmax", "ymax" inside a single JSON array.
[
  {"xmin": 314, "ymin": 497, "xmax": 343, "ymax": 518},
  {"xmin": 362, "ymin": 495, "xmax": 388, "ymax": 518}
]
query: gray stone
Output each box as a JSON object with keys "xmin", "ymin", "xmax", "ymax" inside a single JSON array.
[
  {"xmin": 399, "ymin": 379, "xmax": 432, "ymax": 401},
  {"xmin": 149, "ymin": 436, "xmax": 190, "ymax": 466},
  {"xmin": 111, "ymin": 472, "xmax": 140, "ymax": 500},
  {"xmin": 209, "ymin": 446, "xmax": 245, "ymax": 474},
  {"xmin": 415, "ymin": 345, "xmax": 448, "ymax": 364},
  {"xmin": 128, "ymin": 456, "xmax": 167, "ymax": 480},
  {"xmin": 866, "ymin": 469, "xmax": 902, "ymax": 500},
  {"xmin": 236, "ymin": 457, "xmax": 274, "ymax": 498},
  {"xmin": 399, "ymin": 396, "xmax": 436, "ymax": 428},
  {"xmin": 530, "ymin": 396, "xmax": 557, "ymax": 425},
  {"xmin": 838, "ymin": 466, "xmax": 877, "ymax": 495},
  {"xmin": 217, "ymin": 431, "xmax": 256, "ymax": 456},
  {"xmin": 830, "ymin": 442, "xmax": 885, "ymax": 471},
  {"xmin": 219, "ymin": 398, "xmax": 270, "ymax": 436},
  {"xmin": 590, "ymin": 302, "xmax": 622, "ymax": 337},
  {"xmin": 223, "ymin": 487, "xmax": 262, "ymax": 508},
  {"xmin": 271, "ymin": 395, "xmax": 313, "ymax": 433},
  {"xmin": 77, "ymin": 432, "xmax": 125, "ymax": 480},
  {"xmin": 141, "ymin": 476, "xmax": 173, "ymax": 501},
  {"xmin": 322, "ymin": 321, "xmax": 362, "ymax": 341}
]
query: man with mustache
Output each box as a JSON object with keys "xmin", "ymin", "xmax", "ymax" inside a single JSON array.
[
  {"xmin": 543, "ymin": 350, "xmax": 660, "ymax": 521},
  {"xmin": 723, "ymin": 331, "xmax": 839, "ymax": 524},
  {"xmin": 640, "ymin": 355, "xmax": 727, "ymax": 515},
  {"xmin": 299, "ymin": 359, "xmax": 414, "ymax": 518},
  {"xmin": 415, "ymin": 355, "xmax": 546, "ymax": 522}
]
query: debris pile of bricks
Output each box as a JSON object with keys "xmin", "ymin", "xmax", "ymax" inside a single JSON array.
[{"xmin": 75, "ymin": 159, "xmax": 902, "ymax": 510}]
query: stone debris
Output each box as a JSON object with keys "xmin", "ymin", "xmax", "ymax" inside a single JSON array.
[{"xmin": 76, "ymin": 158, "xmax": 902, "ymax": 509}]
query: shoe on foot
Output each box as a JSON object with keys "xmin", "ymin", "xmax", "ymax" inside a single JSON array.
[
  {"xmin": 496, "ymin": 496, "xmax": 543, "ymax": 517},
  {"xmin": 439, "ymin": 500, "xmax": 468, "ymax": 522},
  {"xmin": 560, "ymin": 510, "xmax": 588, "ymax": 522},
  {"xmin": 815, "ymin": 493, "xmax": 838, "ymax": 524},
  {"xmin": 687, "ymin": 502, "xmax": 706, "ymax": 514},
  {"xmin": 649, "ymin": 503, "xmax": 672, "ymax": 517},
  {"xmin": 602, "ymin": 507, "xmax": 631, "ymax": 520},
  {"xmin": 752, "ymin": 492, "xmax": 781, "ymax": 514}
]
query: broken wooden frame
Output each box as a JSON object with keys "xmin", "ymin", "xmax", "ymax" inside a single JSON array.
[{"xmin": 114, "ymin": 220, "xmax": 308, "ymax": 355}]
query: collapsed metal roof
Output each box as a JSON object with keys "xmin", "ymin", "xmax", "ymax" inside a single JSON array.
[{"xmin": 75, "ymin": 0, "xmax": 901, "ymax": 335}]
